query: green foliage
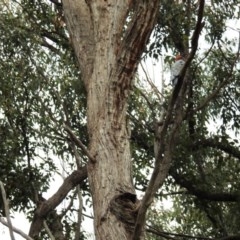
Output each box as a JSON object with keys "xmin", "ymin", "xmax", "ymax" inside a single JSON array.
[
  {"xmin": 136, "ymin": 1, "xmax": 240, "ymax": 239},
  {"xmin": 0, "ymin": 1, "xmax": 88, "ymax": 238}
]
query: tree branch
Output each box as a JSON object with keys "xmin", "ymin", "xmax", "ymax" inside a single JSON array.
[
  {"xmin": 193, "ymin": 138, "xmax": 240, "ymax": 160},
  {"xmin": 63, "ymin": 124, "xmax": 95, "ymax": 163},
  {"xmin": 41, "ymin": 39, "xmax": 59, "ymax": 54},
  {"xmin": 74, "ymin": 186, "xmax": 83, "ymax": 240},
  {"xmin": 132, "ymin": 2, "xmax": 205, "ymax": 239},
  {"xmin": 0, "ymin": 181, "xmax": 15, "ymax": 240},
  {"xmin": 217, "ymin": 234, "xmax": 240, "ymax": 240},
  {"xmin": 147, "ymin": 225, "xmax": 213, "ymax": 240},
  {"xmin": 29, "ymin": 166, "xmax": 87, "ymax": 238},
  {"xmin": 0, "ymin": 218, "xmax": 33, "ymax": 240},
  {"xmin": 117, "ymin": 1, "xmax": 161, "ymax": 97},
  {"xmin": 171, "ymin": 0, "xmax": 205, "ymax": 107},
  {"xmin": 43, "ymin": 221, "xmax": 56, "ymax": 240},
  {"xmin": 49, "ymin": 0, "xmax": 62, "ymax": 7},
  {"xmin": 147, "ymin": 227, "xmax": 177, "ymax": 240},
  {"xmin": 139, "ymin": 62, "xmax": 163, "ymax": 102},
  {"xmin": 170, "ymin": 170, "xmax": 240, "ymax": 202}
]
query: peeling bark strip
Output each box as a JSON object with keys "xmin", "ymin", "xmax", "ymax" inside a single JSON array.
[{"xmin": 62, "ymin": 0, "xmax": 160, "ymax": 239}]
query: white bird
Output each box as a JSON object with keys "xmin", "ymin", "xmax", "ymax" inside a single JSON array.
[{"xmin": 170, "ymin": 54, "xmax": 185, "ymax": 86}]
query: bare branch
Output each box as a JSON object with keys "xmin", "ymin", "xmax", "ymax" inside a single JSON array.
[
  {"xmin": 41, "ymin": 39, "xmax": 59, "ymax": 54},
  {"xmin": 49, "ymin": 0, "xmax": 62, "ymax": 7},
  {"xmin": 74, "ymin": 186, "xmax": 83, "ymax": 240},
  {"xmin": 194, "ymin": 40, "xmax": 215, "ymax": 71},
  {"xmin": 0, "ymin": 181, "xmax": 15, "ymax": 240},
  {"xmin": 147, "ymin": 227, "xmax": 177, "ymax": 240},
  {"xmin": 139, "ymin": 62, "xmax": 164, "ymax": 102},
  {"xmin": 0, "ymin": 218, "xmax": 33, "ymax": 240},
  {"xmin": 59, "ymin": 190, "xmax": 78, "ymax": 218},
  {"xmin": 63, "ymin": 124, "xmax": 95, "ymax": 163},
  {"xmin": 29, "ymin": 166, "xmax": 87, "ymax": 238},
  {"xmin": 195, "ymin": 61, "xmax": 236, "ymax": 112},
  {"xmin": 43, "ymin": 221, "xmax": 56, "ymax": 240},
  {"xmin": 134, "ymin": 87, "xmax": 155, "ymax": 112}
]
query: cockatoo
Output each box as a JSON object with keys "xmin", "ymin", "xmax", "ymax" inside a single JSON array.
[{"xmin": 170, "ymin": 54, "xmax": 185, "ymax": 86}]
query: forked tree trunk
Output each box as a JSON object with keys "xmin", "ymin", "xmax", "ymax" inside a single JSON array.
[{"xmin": 62, "ymin": 1, "xmax": 159, "ymax": 239}]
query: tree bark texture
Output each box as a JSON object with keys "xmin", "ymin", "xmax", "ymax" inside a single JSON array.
[{"xmin": 62, "ymin": 1, "xmax": 160, "ymax": 239}]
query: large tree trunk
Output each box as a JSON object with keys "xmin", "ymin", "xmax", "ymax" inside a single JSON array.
[{"xmin": 62, "ymin": 1, "xmax": 159, "ymax": 239}]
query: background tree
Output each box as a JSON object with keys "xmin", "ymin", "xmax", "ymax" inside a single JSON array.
[{"xmin": 0, "ymin": 0, "xmax": 240, "ymax": 240}]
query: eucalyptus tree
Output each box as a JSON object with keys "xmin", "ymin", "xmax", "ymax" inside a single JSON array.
[{"xmin": 0, "ymin": 0, "xmax": 240, "ymax": 240}]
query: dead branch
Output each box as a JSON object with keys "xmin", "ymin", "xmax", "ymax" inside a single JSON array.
[
  {"xmin": 193, "ymin": 138, "xmax": 240, "ymax": 160},
  {"xmin": 74, "ymin": 186, "xmax": 83, "ymax": 240},
  {"xmin": 29, "ymin": 166, "xmax": 87, "ymax": 238},
  {"xmin": 0, "ymin": 218, "xmax": 33, "ymax": 240},
  {"xmin": 0, "ymin": 181, "xmax": 15, "ymax": 240}
]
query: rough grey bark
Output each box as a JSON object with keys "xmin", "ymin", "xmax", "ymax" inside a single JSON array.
[{"xmin": 62, "ymin": 1, "xmax": 159, "ymax": 239}]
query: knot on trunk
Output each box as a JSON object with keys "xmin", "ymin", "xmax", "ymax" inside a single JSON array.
[{"xmin": 110, "ymin": 192, "xmax": 140, "ymax": 233}]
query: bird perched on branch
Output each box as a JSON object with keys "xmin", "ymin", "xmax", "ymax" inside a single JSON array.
[{"xmin": 170, "ymin": 54, "xmax": 185, "ymax": 86}]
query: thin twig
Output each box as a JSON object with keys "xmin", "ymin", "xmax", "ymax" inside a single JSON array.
[
  {"xmin": 140, "ymin": 61, "xmax": 164, "ymax": 102},
  {"xmin": 67, "ymin": 124, "xmax": 84, "ymax": 169},
  {"xmin": 81, "ymin": 212, "xmax": 94, "ymax": 219},
  {"xmin": 0, "ymin": 181, "xmax": 15, "ymax": 240},
  {"xmin": 59, "ymin": 190, "xmax": 77, "ymax": 218}
]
